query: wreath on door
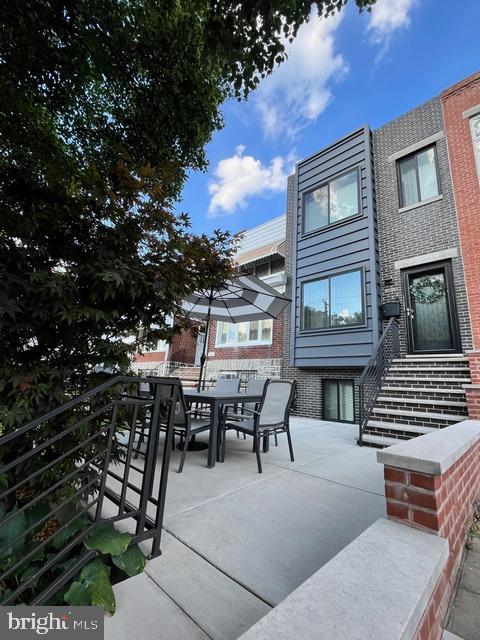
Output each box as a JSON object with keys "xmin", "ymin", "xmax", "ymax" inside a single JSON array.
[{"xmin": 409, "ymin": 275, "xmax": 446, "ymax": 304}]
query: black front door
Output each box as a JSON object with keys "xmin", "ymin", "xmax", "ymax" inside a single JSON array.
[{"xmin": 403, "ymin": 262, "xmax": 460, "ymax": 354}]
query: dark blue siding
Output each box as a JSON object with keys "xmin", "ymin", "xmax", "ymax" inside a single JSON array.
[{"xmin": 290, "ymin": 126, "xmax": 381, "ymax": 368}]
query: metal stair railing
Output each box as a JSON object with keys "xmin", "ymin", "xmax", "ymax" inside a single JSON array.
[
  {"xmin": 358, "ymin": 318, "xmax": 400, "ymax": 445},
  {"xmin": 0, "ymin": 375, "xmax": 180, "ymax": 605}
]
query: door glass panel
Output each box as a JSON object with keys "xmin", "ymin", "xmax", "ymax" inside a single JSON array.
[
  {"xmin": 409, "ymin": 271, "xmax": 453, "ymax": 351},
  {"xmin": 324, "ymin": 381, "xmax": 339, "ymax": 421},
  {"xmin": 417, "ymin": 148, "xmax": 439, "ymax": 201},
  {"xmin": 339, "ymin": 382, "xmax": 354, "ymax": 422}
]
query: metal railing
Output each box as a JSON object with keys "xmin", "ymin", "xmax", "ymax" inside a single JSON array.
[
  {"xmin": 358, "ymin": 318, "xmax": 400, "ymax": 445},
  {"xmin": 0, "ymin": 376, "xmax": 180, "ymax": 605}
]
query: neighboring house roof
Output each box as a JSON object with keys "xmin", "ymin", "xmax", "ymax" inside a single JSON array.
[
  {"xmin": 235, "ymin": 239, "xmax": 285, "ymax": 266},
  {"xmin": 235, "ymin": 214, "xmax": 286, "ymax": 266}
]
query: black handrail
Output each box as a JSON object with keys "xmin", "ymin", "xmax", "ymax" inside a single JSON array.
[
  {"xmin": 358, "ymin": 318, "xmax": 400, "ymax": 445},
  {"xmin": 0, "ymin": 375, "xmax": 181, "ymax": 605}
]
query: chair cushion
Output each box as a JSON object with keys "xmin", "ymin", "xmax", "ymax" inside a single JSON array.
[
  {"xmin": 190, "ymin": 418, "xmax": 211, "ymax": 433},
  {"xmin": 226, "ymin": 418, "xmax": 254, "ymax": 434}
]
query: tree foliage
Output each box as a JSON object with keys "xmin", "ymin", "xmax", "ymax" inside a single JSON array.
[{"xmin": 0, "ymin": 0, "xmax": 377, "ymax": 426}]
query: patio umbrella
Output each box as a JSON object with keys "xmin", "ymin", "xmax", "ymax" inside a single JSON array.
[{"xmin": 181, "ymin": 274, "xmax": 290, "ymax": 391}]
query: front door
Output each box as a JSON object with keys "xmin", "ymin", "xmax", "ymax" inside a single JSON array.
[{"xmin": 402, "ymin": 262, "xmax": 460, "ymax": 354}]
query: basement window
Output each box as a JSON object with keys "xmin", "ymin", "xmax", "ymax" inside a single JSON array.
[{"xmin": 323, "ymin": 380, "xmax": 355, "ymax": 423}]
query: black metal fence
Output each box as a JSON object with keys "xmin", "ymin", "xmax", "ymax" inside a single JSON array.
[
  {"xmin": 0, "ymin": 376, "xmax": 180, "ymax": 605},
  {"xmin": 358, "ymin": 318, "xmax": 400, "ymax": 445}
]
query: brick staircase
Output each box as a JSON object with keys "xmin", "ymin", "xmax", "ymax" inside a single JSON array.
[
  {"xmin": 361, "ymin": 355, "xmax": 471, "ymax": 448},
  {"xmin": 168, "ymin": 363, "xmax": 200, "ymax": 386}
]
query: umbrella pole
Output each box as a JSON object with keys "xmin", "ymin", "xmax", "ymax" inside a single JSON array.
[{"xmin": 197, "ymin": 305, "xmax": 211, "ymax": 392}]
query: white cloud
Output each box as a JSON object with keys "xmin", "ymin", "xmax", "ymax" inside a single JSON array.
[
  {"xmin": 367, "ymin": 0, "xmax": 414, "ymax": 44},
  {"xmin": 254, "ymin": 12, "xmax": 347, "ymax": 139},
  {"xmin": 208, "ymin": 145, "xmax": 295, "ymax": 216}
]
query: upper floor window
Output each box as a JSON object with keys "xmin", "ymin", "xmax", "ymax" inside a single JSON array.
[
  {"xmin": 216, "ymin": 319, "xmax": 273, "ymax": 347},
  {"xmin": 470, "ymin": 114, "xmax": 480, "ymax": 182},
  {"xmin": 301, "ymin": 269, "xmax": 364, "ymax": 331},
  {"xmin": 303, "ymin": 169, "xmax": 360, "ymax": 234},
  {"xmin": 397, "ymin": 145, "xmax": 440, "ymax": 208}
]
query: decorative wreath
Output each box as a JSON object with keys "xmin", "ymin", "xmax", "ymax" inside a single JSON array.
[{"xmin": 409, "ymin": 275, "xmax": 446, "ymax": 304}]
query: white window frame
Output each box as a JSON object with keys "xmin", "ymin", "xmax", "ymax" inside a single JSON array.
[
  {"xmin": 470, "ymin": 114, "xmax": 480, "ymax": 184},
  {"xmin": 215, "ymin": 319, "xmax": 273, "ymax": 348}
]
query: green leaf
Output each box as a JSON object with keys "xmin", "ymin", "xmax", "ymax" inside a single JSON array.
[
  {"xmin": 67, "ymin": 559, "xmax": 116, "ymax": 614},
  {"xmin": 64, "ymin": 581, "xmax": 91, "ymax": 606},
  {"xmin": 25, "ymin": 502, "xmax": 50, "ymax": 535},
  {"xmin": 111, "ymin": 544, "xmax": 146, "ymax": 577},
  {"xmin": 79, "ymin": 558, "xmax": 111, "ymax": 583},
  {"xmin": 20, "ymin": 562, "xmax": 42, "ymax": 589},
  {"xmin": 0, "ymin": 506, "xmax": 27, "ymax": 560},
  {"xmin": 84, "ymin": 522, "xmax": 131, "ymax": 556},
  {"xmin": 88, "ymin": 572, "xmax": 115, "ymax": 614},
  {"xmin": 52, "ymin": 515, "xmax": 88, "ymax": 550}
]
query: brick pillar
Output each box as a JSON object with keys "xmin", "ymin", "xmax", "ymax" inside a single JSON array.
[
  {"xmin": 382, "ymin": 434, "xmax": 480, "ymax": 640},
  {"xmin": 465, "ymin": 353, "xmax": 480, "ymax": 419},
  {"xmin": 441, "ymin": 72, "xmax": 480, "ymax": 418}
]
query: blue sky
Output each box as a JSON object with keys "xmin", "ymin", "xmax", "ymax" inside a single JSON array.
[{"xmin": 177, "ymin": 0, "xmax": 480, "ymax": 236}]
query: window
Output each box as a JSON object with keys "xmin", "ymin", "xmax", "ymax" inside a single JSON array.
[
  {"xmin": 323, "ymin": 380, "xmax": 355, "ymax": 422},
  {"xmin": 397, "ymin": 145, "xmax": 440, "ymax": 208},
  {"xmin": 216, "ymin": 319, "xmax": 273, "ymax": 347},
  {"xmin": 303, "ymin": 169, "xmax": 360, "ymax": 234},
  {"xmin": 470, "ymin": 114, "xmax": 480, "ymax": 182},
  {"xmin": 301, "ymin": 269, "xmax": 364, "ymax": 331}
]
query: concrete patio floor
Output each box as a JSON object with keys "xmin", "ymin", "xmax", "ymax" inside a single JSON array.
[{"xmin": 105, "ymin": 417, "xmax": 386, "ymax": 640}]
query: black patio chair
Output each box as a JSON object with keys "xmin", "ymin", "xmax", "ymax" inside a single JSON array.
[
  {"xmin": 222, "ymin": 378, "xmax": 272, "ymax": 442},
  {"xmin": 194, "ymin": 376, "xmax": 241, "ymax": 420},
  {"xmin": 223, "ymin": 379, "xmax": 296, "ymax": 473},
  {"xmin": 134, "ymin": 380, "xmax": 211, "ymax": 473}
]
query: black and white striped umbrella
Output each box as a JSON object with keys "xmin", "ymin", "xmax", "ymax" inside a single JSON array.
[
  {"xmin": 181, "ymin": 274, "xmax": 290, "ymax": 389},
  {"xmin": 182, "ymin": 274, "xmax": 290, "ymax": 323}
]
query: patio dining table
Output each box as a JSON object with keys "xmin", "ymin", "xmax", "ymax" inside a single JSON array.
[{"xmin": 183, "ymin": 389, "xmax": 263, "ymax": 468}]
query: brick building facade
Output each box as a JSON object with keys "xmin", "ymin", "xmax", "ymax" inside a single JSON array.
[
  {"xmin": 374, "ymin": 96, "xmax": 472, "ymax": 355},
  {"xmin": 204, "ymin": 215, "xmax": 286, "ymax": 381},
  {"xmin": 133, "ymin": 71, "xmax": 479, "ymax": 430},
  {"xmin": 282, "ymin": 71, "xmax": 478, "ymax": 428}
]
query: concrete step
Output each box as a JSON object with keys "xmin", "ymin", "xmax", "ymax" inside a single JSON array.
[
  {"xmin": 376, "ymin": 395, "xmax": 468, "ymax": 409},
  {"xmin": 365, "ymin": 420, "xmax": 437, "ymax": 436},
  {"xmin": 389, "ymin": 365, "xmax": 470, "ymax": 374},
  {"xmin": 371, "ymin": 407, "xmax": 467, "ymax": 424},
  {"xmin": 381, "ymin": 385, "xmax": 465, "ymax": 393},
  {"xmin": 380, "ymin": 386, "xmax": 466, "ymax": 398},
  {"xmin": 385, "ymin": 376, "xmax": 471, "ymax": 385},
  {"xmin": 360, "ymin": 434, "xmax": 401, "ymax": 448},
  {"xmin": 392, "ymin": 355, "xmax": 467, "ymax": 363}
]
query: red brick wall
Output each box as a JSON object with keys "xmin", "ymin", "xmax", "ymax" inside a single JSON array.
[
  {"xmin": 133, "ymin": 351, "xmax": 166, "ymax": 364},
  {"xmin": 442, "ymin": 72, "xmax": 480, "ymax": 419},
  {"xmin": 206, "ymin": 313, "xmax": 284, "ymax": 361},
  {"xmin": 170, "ymin": 327, "xmax": 198, "ymax": 364},
  {"xmin": 383, "ymin": 438, "xmax": 480, "ymax": 640}
]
